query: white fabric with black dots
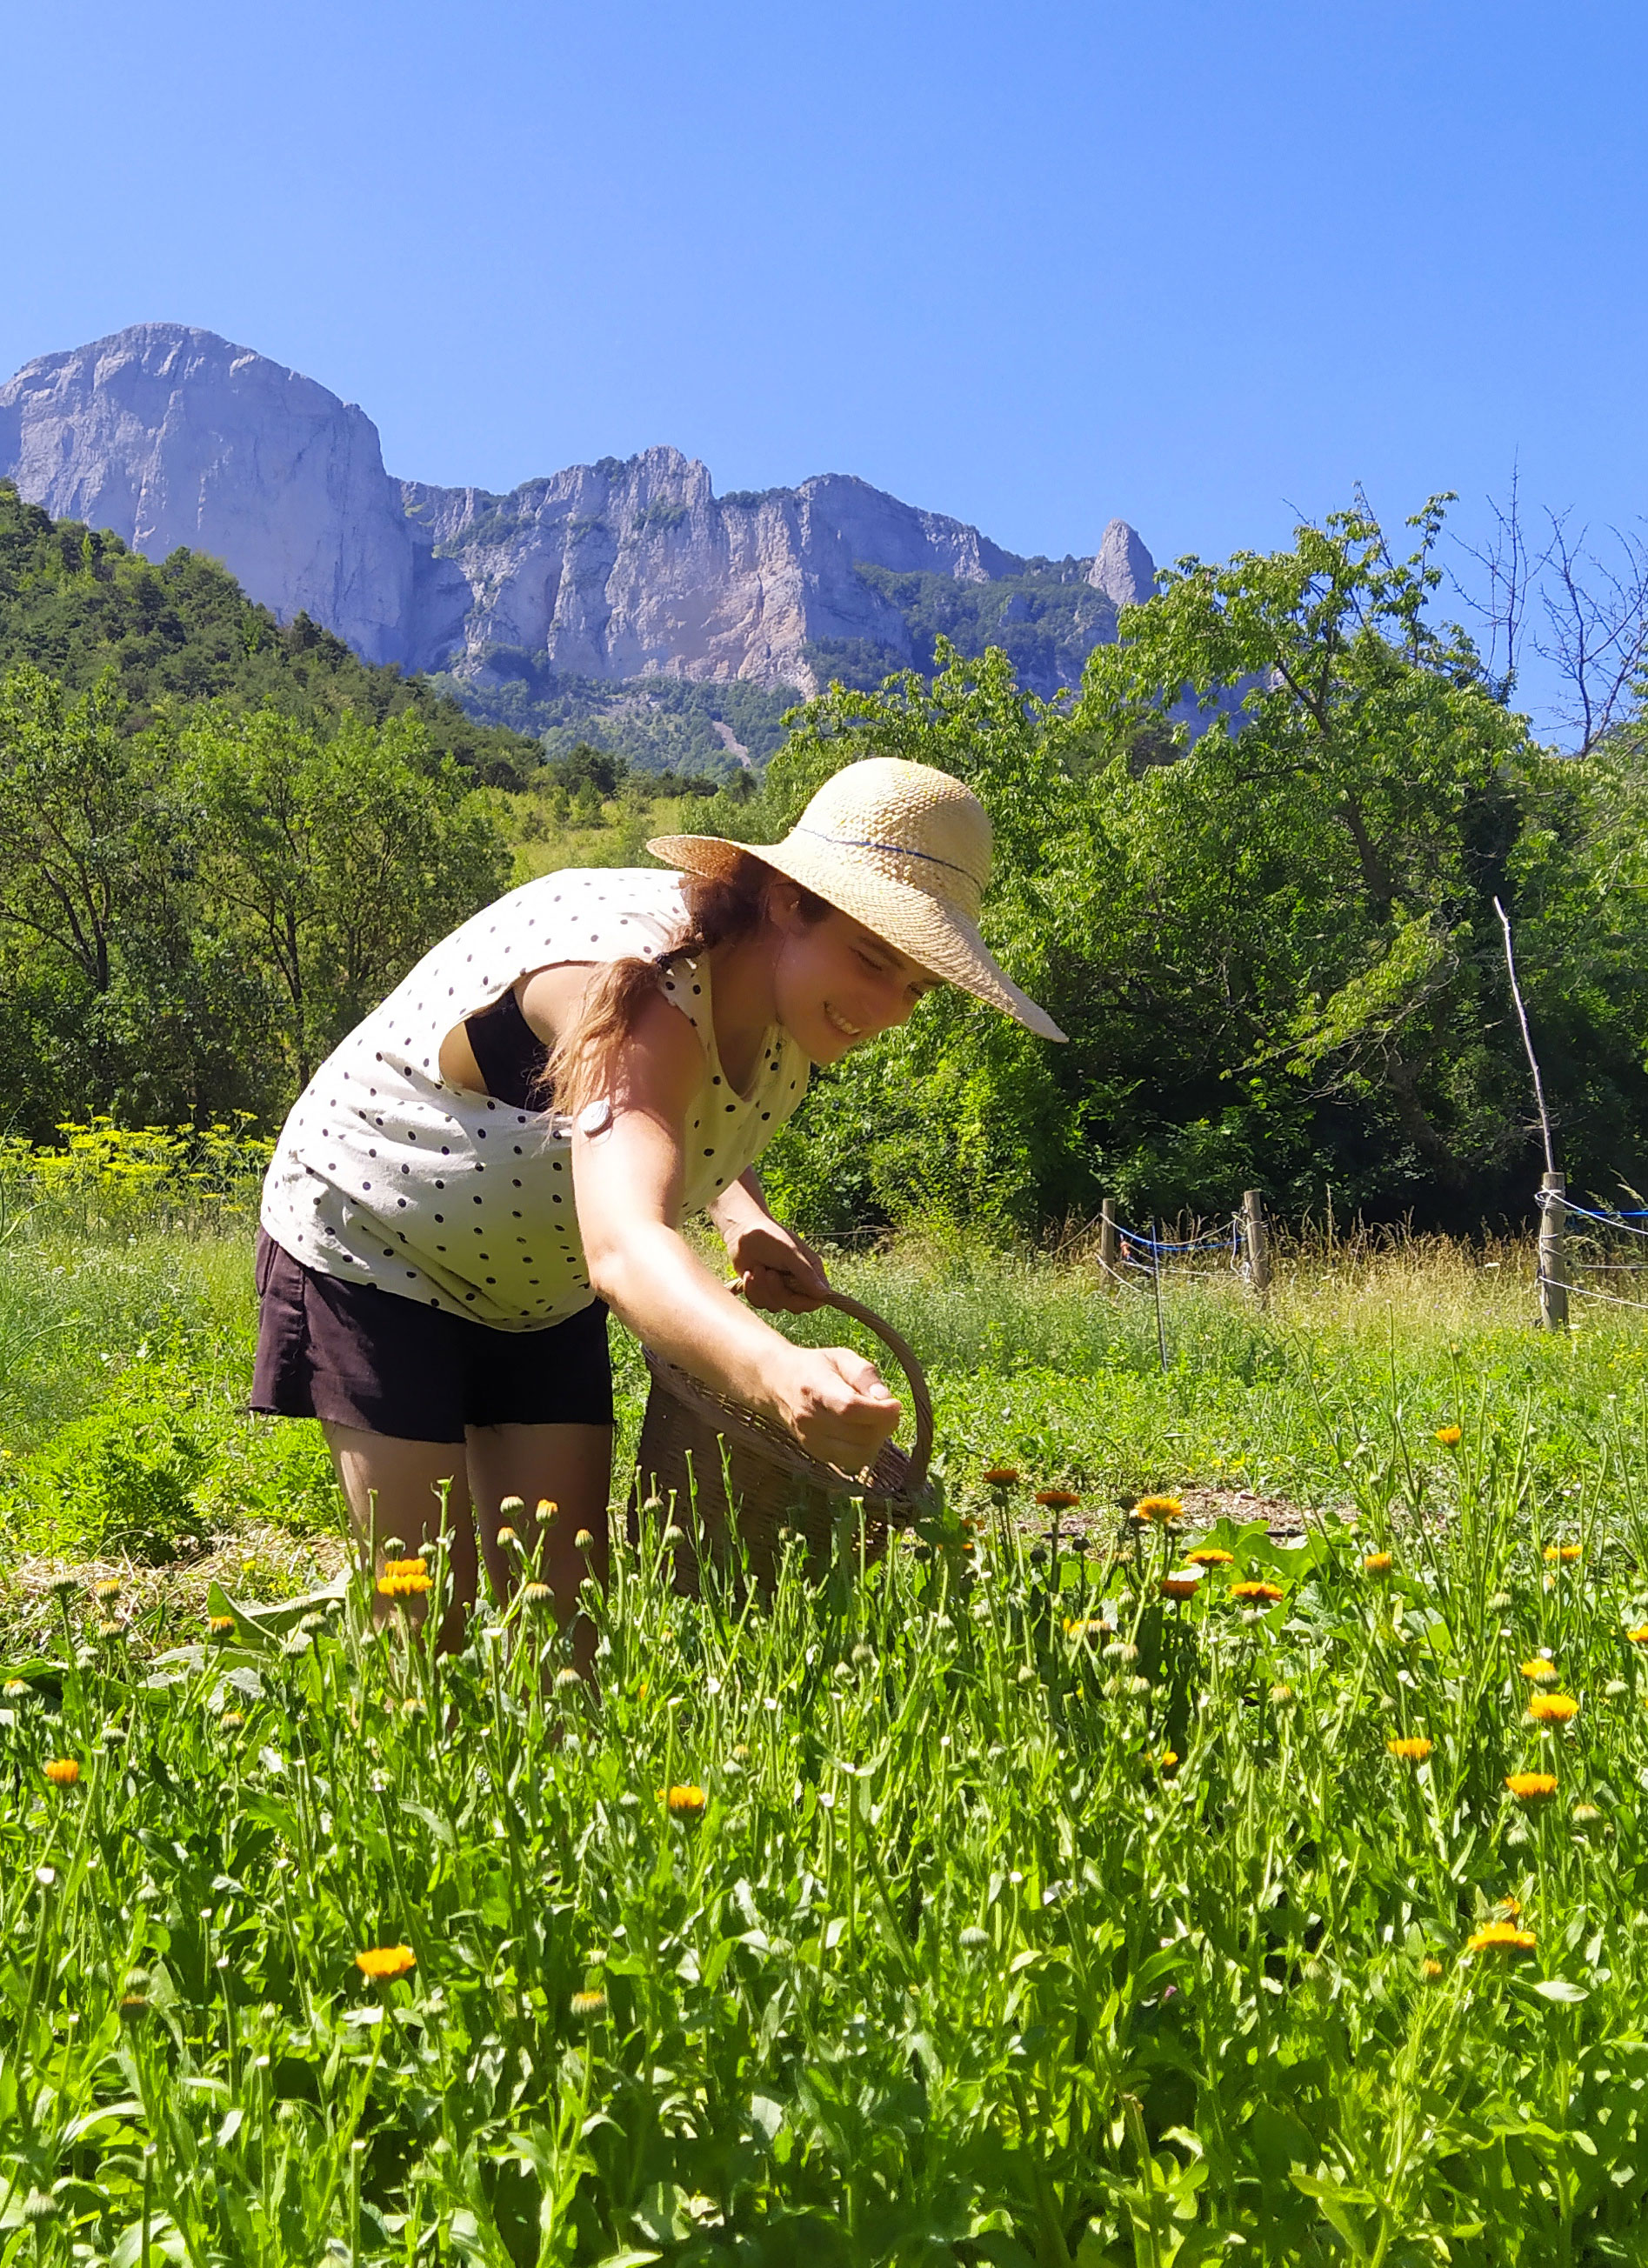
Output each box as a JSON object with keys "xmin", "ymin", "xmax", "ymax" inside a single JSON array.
[{"xmin": 258, "ymin": 867, "xmax": 811, "ymax": 1331}]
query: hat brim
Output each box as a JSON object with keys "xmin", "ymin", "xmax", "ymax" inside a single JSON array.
[{"xmin": 646, "ymin": 831, "xmax": 1067, "ymax": 1043}]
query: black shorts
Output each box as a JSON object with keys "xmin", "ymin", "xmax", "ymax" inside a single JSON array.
[{"xmin": 250, "ymin": 1231, "xmax": 614, "ymax": 1441}]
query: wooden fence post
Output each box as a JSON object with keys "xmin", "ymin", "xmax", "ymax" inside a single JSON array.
[
  {"xmin": 1538, "ymin": 1170, "xmax": 1569, "ymax": 1330},
  {"xmin": 1098, "ymin": 1197, "xmax": 1119, "ymax": 1290},
  {"xmin": 1243, "ymin": 1189, "xmax": 1271, "ymax": 1308}
]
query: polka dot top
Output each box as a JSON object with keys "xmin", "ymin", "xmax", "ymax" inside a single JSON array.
[{"xmin": 258, "ymin": 868, "xmax": 811, "ymax": 1331}]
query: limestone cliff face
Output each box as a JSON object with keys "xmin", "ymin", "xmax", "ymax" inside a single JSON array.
[
  {"xmin": 0, "ymin": 326, "xmax": 424, "ymax": 666},
  {"xmin": 0, "ymin": 324, "xmax": 1154, "ymax": 696}
]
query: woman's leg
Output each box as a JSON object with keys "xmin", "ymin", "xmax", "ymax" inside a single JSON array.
[
  {"xmin": 464, "ymin": 1423, "xmax": 613, "ymax": 1669},
  {"xmin": 324, "ymin": 1424, "xmax": 476, "ymax": 1650}
]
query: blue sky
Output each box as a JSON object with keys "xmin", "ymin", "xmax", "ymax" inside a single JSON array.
[{"xmin": 7, "ymin": 0, "xmax": 1644, "ymax": 722}]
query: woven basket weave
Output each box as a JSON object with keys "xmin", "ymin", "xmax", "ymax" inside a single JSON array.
[{"xmin": 630, "ymin": 1290, "xmax": 934, "ymax": 1594}]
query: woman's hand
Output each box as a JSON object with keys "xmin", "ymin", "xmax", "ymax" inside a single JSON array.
[
  {"xmin": 724, "ymin": 1218, "xmax": 832, "ymax": 1313},
  {"xmin": 772, "ymin": 1344, "xmax": 902, "ymax": 1472}
]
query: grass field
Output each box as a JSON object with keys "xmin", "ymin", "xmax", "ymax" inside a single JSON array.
[{"xmin": 5, "ymin": 1157, "xmax": 1648, "ymax": 2262}]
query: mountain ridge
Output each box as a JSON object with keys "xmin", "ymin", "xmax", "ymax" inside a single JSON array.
[{"xmin": 0, "ymin": 324, "xmax": 1154, "ymax": 702}]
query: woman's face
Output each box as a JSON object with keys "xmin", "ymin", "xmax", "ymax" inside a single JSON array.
[{"xmin": 770, "ymin": 895, "xmax": 937, "ymax": 1064}]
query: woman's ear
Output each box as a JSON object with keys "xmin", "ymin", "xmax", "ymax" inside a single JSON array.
[{"xmin": 764, "ymin": 877, "xmax": 811, "ymax": 938}]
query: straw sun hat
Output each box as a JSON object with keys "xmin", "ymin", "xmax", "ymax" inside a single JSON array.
[{"xmin": 648, "ymin": 757, "xmax": 1065, "ymax": 1042}]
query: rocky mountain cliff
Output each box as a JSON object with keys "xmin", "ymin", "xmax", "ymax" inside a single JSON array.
[{"xmin": 0, "ymin": 324, "xmax": 1154, "ymax": 701}]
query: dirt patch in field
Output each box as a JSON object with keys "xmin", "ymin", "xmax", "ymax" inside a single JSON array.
[
  {"xmin": 0, "ymin": 1524, "xmax": 350, "ymax": 1659},
  {"xmin": 1017, "ymin": 1484, "xmax": 1335, "ymax": 1549}
]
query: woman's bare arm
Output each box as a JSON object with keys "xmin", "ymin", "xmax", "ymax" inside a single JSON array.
[{"xmin": 571, "ymin": 991, "xmax": 899, "ymax": 1471}]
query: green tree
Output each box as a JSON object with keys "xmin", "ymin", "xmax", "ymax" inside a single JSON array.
[{"xmin": 184, "ymin": 707, "xmax": 511, "ymax": 1088}]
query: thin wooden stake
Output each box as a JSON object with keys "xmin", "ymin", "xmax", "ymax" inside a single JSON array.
[
  {"xmin": 1098, "ymin": 1197, "xmax": 1119, "ymax": 1291},
  {"xmin": 1243, "ymin": 1190, "xmax": 1271, "ymax": 1309},
  {"xmin": 1151, "ymin": 1218, "xmax": 1168, "ymax": 1373},
  {"xmin": 1538, "ymin": 1169, "xmax": 1570, "ymax": 1331}
]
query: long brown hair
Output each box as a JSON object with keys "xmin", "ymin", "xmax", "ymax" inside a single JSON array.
[{"xmin": 545, "ymin": 854, "xmax": 829, "ymax": 1115}]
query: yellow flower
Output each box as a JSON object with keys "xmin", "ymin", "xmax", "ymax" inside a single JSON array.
[
  {"xmin": 1505, "ymin": 1771, "xmax": 1558, "ymax": 1802},
  {"xmin": 535, "ymin": 1498, "xmax": 557, "ymax": 1524},
  {"xmin": 1269, "ymin": 1682, "xmax": 1296, "ymax": 1705},
  {"xmin": 1628, "ymin": 1626, "xmax": 1648, "ymax": 1645},
  {"xmin": 1543, "ymin": 1544, "xmax": 1581, "ymax": 1564},
  {"xmin": 1387, "ymin": 1737, "xmax": 1432, "ymax": 1761},
  {"xmin": 1465, "ymin": 1922, "xmax": 1537, "ymax": 1954},
  {"xmin": 569, "ymin": 1988, "xmax": 607, "ymax": 2018},
  {"xmin": 1185, "ymin": 1547, "xmax": 1234, "ymax": 1566},
  {"xmin": 1434, "ymin": 1425, "xmax": 1463, "ymax": 1448},
  {"xmin": 3, "ymin": 1678, "xmax": 29, "ymax": 1699},
  {"xmin": 1420, "ymin": 1958, "xmax": 1445, "ymax": 1979},
  {"xmin": 43, "ymin": 1758, "xmax": 80, "ymax": 1787},
  {"xmin": 1035, "ymin": 1488, "xmax": 1080, "ymax": 1510},
  {"xmin": 1145, "ymin": 1749, "xmax": 1179, "ymax": 1776},
  {"xmin": 1496, "ymin": 1895, "xmax": 1523, "ymax": 1918},
  {"xmin": 92, "ymin": 1577, "xmax": 123, "ymax": 1600},
  {"xmin": 520, "ymin": 1581, "xmax": 552, "ymax": 1606},
  {"xmin": 1230, "ymin": 1580, "xmax": 1284, "ymax": 1604},
  {"xmin": 1132, "ymin": 1494, "xmax": 1184, "ymax": 1523},
  {"xmin": 219, "ymin": 1711, "xmax": 244, "ymax": 1731},
  {"xmin": 982, "ymin": 1466, "xmax": 1020, "ymax": 1485},
  {"xmin": 494, "ymin": 1526, "xmax": 519, "ymax": 1549},
  {"xmin": 1160, "ymin": 1572, "xmax": 1202, "ymax": 1600},
  {"xmin": 664, "ymin": 1784, "xmax": 706, "ymax": 1816},
  {"xmin": 355, "ymin": 1944, "xmax": 416, "ymax": 1980},
  {"xmin": 574, "ymin": 1530, "xmax": 595, "ymax": 1551},
  {"xmin": 1362, "ymin": 1552, "xmax": 1393, "ymax": 1576},
  {"xmin": 208, "ymin": 1614, "xmax": 237, "ymax": 1638},
  {"xmin": 377, "ymin": 1563, "xmax": 432, "ymax": 1598},
  {"xmin": 1064, "ymin": 1616, "xmax": 1111, "ymax": 1641},
  {"xmin": 1527, "ymin": 1692, "xmax": 1578, "ymax": 1724},
  {"xmin": 1518, "ymin": 1659, "xmax": 1559, "ymax": 1684}
]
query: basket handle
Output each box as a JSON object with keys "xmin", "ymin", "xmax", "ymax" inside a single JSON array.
[{"xmin": 816, "ymin": 1288, "xmax": 934, "ymax": 1493}]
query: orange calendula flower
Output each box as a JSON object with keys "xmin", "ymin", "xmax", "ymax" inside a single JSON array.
[
  {"xmin": 1627, "ymin": 1624, "xmax": 1648, "ymax": 1644},
  {"xmin": 1186, "ymin": 1547, "xmax": 1234, "ymax": 1566},
  {"xmin": 1161, "ymin": 1572, "xmax": 1203, "ymax": 1600},
  {"xmin": 982, "ymin": 1466, "xmax": 1020, "ymax": 1486},
  {"xmin": 355, "ymin": 1944, "xmax": 416, "ymax": 1980},
  {"xmin": 377, "ymin": 1568, "xmax": 432, "ymax": 1598},
  {"xmin": 43, "ymin": 1758, "xmax": 80, "ymax": 1787},
  {"xmin": 1505, "ymin": 1771, "xmax": 1558, "ymax": 1802},
  {"xmin": 208, "ymin": 1614, "xmax": 237, "ymax": 1638},
  {"xmin": 664, "ymin": 1784, "xmax": 706, "ymax": 1816},
  {"xmin": 1145, "ymin": 1749, "xmax": 1179, "ymax": 1776},
  {"xmin": 1420, "ymin": 1958, "xmax": 1445, "ymax": 1979},
  {"xmin": 1527, "ymin": 1692, "xmax": 1578, "ymax": 1724},
  {"xmin": 1363, "ymin": 1552, "xmax": 1394, "ymax": 1576},
  {"xmin": 1229, "ymin": 1580, "xmax": 1284, "ymax": 1604},
  {"xmin": 1435, "ymin": 1425, "xmax": 1463, "ymax": 1448},
  {"xmin": 1034, "ymin": 1488, "xmax": 1080, "ymax": 1510},
  {"xmin": 1518, "ymin": 1659, "xmax": 1559, "ymax": 1684},
  {"xmin": 1132, "ymin": 1495, "xmax": 1184, "ymax": 1523},
  {"xmin": 1543, "ymin": 1544, "xmax": 1581, "ymax": 1564},
  {"xmin": 1465, "ymin": 1922, "xmax": 1537, "ymax": 1954},
  {"xmin": 1388, "ymin": 1737, "xmax": 1433, "ymax": 1761}
]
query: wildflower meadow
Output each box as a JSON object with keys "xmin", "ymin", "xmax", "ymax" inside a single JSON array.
[{"xmin": 5, "ymin": 1147, "xmax": 1648, "ymax": 2261}]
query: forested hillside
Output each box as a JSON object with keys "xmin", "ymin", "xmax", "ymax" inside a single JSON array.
[{"xmin": 0, "ymin": 483, "xmax": 538, "ymax": 777}]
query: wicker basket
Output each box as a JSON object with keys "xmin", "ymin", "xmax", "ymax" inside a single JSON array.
[{"xmin": 629, "ymin": 1289, "xmax": 935, "ymax": 1595}]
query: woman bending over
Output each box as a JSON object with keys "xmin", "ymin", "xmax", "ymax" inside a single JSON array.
[{"xmin": 253, "ymin": 756, "xmax": 1063, "ymax": 1643}]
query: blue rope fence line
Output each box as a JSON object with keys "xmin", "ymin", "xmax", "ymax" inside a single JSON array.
[{"xmin": 1538, "ymin": 1188, "xmax": 1648, "ymax": 1314}]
